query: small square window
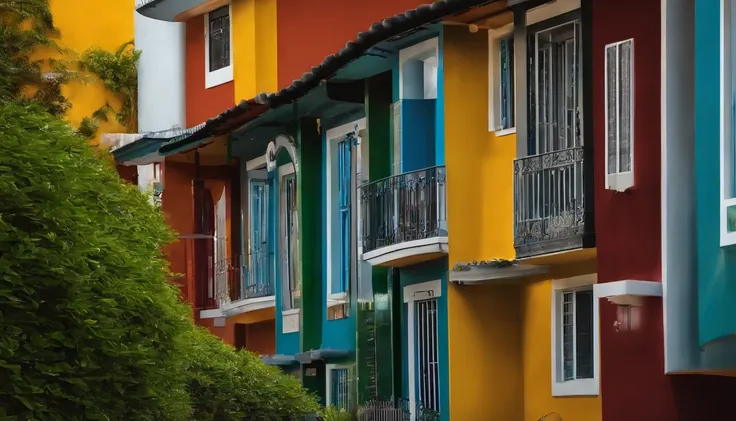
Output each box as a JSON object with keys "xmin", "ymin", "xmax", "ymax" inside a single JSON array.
[{"xmin": 604, "ymin": 38, "xmax": 635, "ymax": 192}]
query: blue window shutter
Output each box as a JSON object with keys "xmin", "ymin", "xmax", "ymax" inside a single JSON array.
[
  {"xmin": 499, "ymin": 36, "xmax": 515, "ymax": 130},
  {"xmin": 337, "ymin": 139, "xmax": 351, "ymax": 293}
]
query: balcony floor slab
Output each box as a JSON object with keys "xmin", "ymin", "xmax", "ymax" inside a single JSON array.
[{"xmin": 362, "ymin": 236, "xmax": 448, "ymax": 267}]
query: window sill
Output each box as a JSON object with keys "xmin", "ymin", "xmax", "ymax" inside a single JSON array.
[
  {"xmin": 606, "ymin": 171, "xmax": 634, "ymax": 192},
  {"xmin": 721, "ymin": 198, "xmax": 736, "ymax": 247},
  {"xmin": 282, "ymin": 309, "xmax": 300, "ymax": 316},
  {"xmin": 492, "ymin": 127, "xmax": 517, "ymax": 137},
  {"xmin": 205, "ymin": 65, "xmax": 233, "ymax": 89},
  {"xmin": 551, "ymin": 378, "xmax": 599, "ymax": 397},
  {"xmin": 327, "ymin": 292, "xmax": 348, "ymax": 307}
]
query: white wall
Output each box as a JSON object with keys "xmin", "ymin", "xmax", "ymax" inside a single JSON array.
[{"xmin": 134, "ymin": 12, "xmax": 186, "ymax": 133}]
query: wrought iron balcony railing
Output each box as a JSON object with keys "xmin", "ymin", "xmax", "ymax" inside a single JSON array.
[
  {"xmin": 513, "ymin": 146, "xmax": 590, "ymax": 258},
  {"xmin": 196, "ymin": 250, "xmax": 274, "ymax": 311},
  {"xmin": 360, "ymin": 166, "xmax": 447, "ymax": 255}
]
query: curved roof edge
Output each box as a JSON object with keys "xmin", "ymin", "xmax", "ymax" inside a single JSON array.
[{"xmin": 159, "ymin": 0, "xmax": 498, "ymax": 155}]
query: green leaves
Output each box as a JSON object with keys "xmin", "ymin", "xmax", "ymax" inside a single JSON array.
[{"xmin": 0, "ymin": 101, "xmax": 318, "ymax": 420}]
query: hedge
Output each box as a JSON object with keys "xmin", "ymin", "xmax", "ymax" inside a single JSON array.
[{"xmin": 0, "ymin": 101, "xmax": 318, "ymax": 420}]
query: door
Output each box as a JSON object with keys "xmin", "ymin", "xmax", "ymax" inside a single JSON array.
[
  {"xmin": 248, "ymin": 170, "xmax": 269, "ymax": 298},
  {"xmin": 214, "ymin": 186, "xmax": 228, "ymax": 303},
  {"xmin": 414, "ymin": 297, "xmax": 439, "ymax": 418}
]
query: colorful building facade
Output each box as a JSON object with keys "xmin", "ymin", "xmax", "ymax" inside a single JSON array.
[{"xmin": 110, "ymin": 0, "xmax": 736, "ymax": 419}]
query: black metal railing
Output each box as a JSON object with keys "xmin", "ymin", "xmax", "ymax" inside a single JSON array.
[
  {"xmin": 360, "ymin": 166, "xmax": 447, "ymax": 254},
  {"xmin": 196, "ymin": 251, "xmax": 274, "ymax": 310},
  {"xmin": 513, "ymin": 146, "xmax": 587, "ymax": 258}
]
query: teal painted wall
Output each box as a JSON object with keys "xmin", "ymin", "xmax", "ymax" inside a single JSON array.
[
  {"xmin": 399, "ymin": 258, "xmax": 449, "ymax": 421},
  {"xmin": 695, "ymin": 0, "xmax": 736, "ymax": 353}
]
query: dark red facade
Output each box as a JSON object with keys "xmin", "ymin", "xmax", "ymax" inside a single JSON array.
[
  {"xmin": 592, "ymin": 0, "xmax": 736, "ymax": 419},
  {"xmin": 275, "ymin": 0, "xmax": 428, "ymax": 88}
]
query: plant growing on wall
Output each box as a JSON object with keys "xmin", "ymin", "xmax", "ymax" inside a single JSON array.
[
  {"xmin": 0, "ymin": 0, "xmax": 74, "ymax": 116},
  {"xmin": 76, "ymin": 40, "xmax": 141, "ymax": 137}
]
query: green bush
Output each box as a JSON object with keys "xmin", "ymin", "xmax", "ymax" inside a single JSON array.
[
  {"xmin": 182, "ymin": 327, "xmax": 319, "ymax": 421},
  {"xmin": 0, "ymin": 101, "xmax": 318, "ymax": 420}
]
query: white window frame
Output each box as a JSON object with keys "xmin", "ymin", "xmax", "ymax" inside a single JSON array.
[
  {"xmin": 398, "ymin": 37, "xmax": 439, "ymax": 100},
  {"xmin": 325, "ymin": 118, "xmax": 366, "ymax": 309},
  {"xmin": 488, "ymin": 23, "xmax": 517, "ymax": 136},
  {"xmin": 720, "ymin": 0, "xmax": 736, "ymax": 246},
  {"xmin": 404, "ymin": 279, "xmax": 441, "ymax": 421},
  {"xmin": 325, "ymin": 364, "xmax": 353, "ymax": 409},
  {"xmin": 604, "ymin": 38, "xmax": 635, "ymax": 192},
  {"xmin": 279, "ymin": 163, "xmax": 300, "ymax": 332},
  {"xmin": 550, "ymin": 274, "xmax": 599, "ymax": 397},
  {"xmin": 204, "ymin": 3, "xmax": 233, "ymax": 89}
]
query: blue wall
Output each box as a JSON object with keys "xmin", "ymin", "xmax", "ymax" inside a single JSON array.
[
  {"xmin": 399, "ymin": 257, "xmax": 449, "ymax": 421},
  {"xmin": 695, "ymin": 0, "xmax": 736, "ymax": 365}
]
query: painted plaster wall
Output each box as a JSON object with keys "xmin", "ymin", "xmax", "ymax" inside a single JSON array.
[
  {"xmin": 185, "ymin": 16, "xmax": 234, "ymax": 126},
  {"xmin": 275, "ymin": 0, "xmax": 428, "ymax": 89},
  {"xmin": 47, "ymin": 0, "xmax": 134, "ymax": 143},
  {"xmin": 442, "ymin": 25, "xmax": 523, "ymax": 421},
  {"xmin": 162, "ymin": 162, "xmax": 196, "ymax": 305},
  {"xmin": 521, "ymin": 281, "xmax": 600, "ymax": 421},
  {"xmin": 232, "ymin": 0, "xmax": 278, "ymax": 102},
  {"xmin": 443, "ymin": 25, "xmax": 600, "ymax": 421}
]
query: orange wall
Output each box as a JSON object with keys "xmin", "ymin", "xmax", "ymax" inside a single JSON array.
[
  {"xmin": 185, "ymin": 16, "xmax": 235, "ymax": 126},
  {"xmin": 162, "ymin": 162, "xmax": 196, "ymax": 303},
  {"xmin": 275, "ymin": 0, "xmax": 428, "ymax": 89}
]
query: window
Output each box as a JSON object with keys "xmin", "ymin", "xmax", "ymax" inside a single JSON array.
[
  {"xmin": 721, "ymin": 0, "xmax": 736, "ymax": 246},
  {"xmin": 247, "ymin": 170, "xmax": 270, "ymax": 299},
  {"xmin": 337, "ymin": 137, "xmax": 351, "ymax": 294},
  {"xmin": 489, "ymin": 28, "xmax": 516, "ymax": 134},
  {"xmin": 326, "ymin": 365, "xmax": 354, "ymax": 410},
  {"xmin": 204, "ymin": 4, "xmax": 232, "ymax": 89},
  {"xmin": 528, "ymin": 15, "xmax": 582, "ymax": 155},
  {"xmin": 280, "ymin": 167, "xmax": 300, "ymax": 311},
  {"xmin": 605, "ymin": 39, "xmax": 635, "ymax": 192},
  {"xmin": 551, "ymin": 275, "xmax": 599, "ymax": 397}
]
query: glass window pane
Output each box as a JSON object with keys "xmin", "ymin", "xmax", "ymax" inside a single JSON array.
[
  {"xmin": 618, "ymin": 41, "xmax": 632, "ymax": 173},
  {"xmin": 575, "ymin": 290, "xmax": 594, "ymax": 379},
  {"xmin": 562, "ymin": 292, "xmax": 575, "ymax": 381},
  {"xmin": 606, "ymin": 45, "xmax": 618, "ymax": 175},
  {"xmin": 500, "ymin": 36, "xmax": 515, "ymax": 130},
  {"xmin": 208, "ymin": 6, "xmax": 230, "ymax": 72}
]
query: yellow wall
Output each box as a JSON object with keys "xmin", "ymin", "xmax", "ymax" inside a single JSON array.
[
  {"xmin": 443, "ymin": 24, "xmax": 601, "ymax": 421},
  {"xmin": 47, "ymin": 0, "xmax": 135, "ymax": 143},
  {"xmin": 232, "ymin": 0, "xmax": 278, "ymax": 102}
]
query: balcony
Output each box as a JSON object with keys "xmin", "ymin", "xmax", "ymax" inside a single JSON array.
[
  {"xmin": 513, "ymin": 146, "xmax": 594, "ymax": 259},
  {"xmin": 196, "ymin": 251, "xmax": 275, "ymax": 318},
  {"xmin": 136, "ymin": 0, "xmax": 213, "ymax": 21},
  {"xmin": 360, "ymin": 166, "xmax": 448, "ymax": 267}
]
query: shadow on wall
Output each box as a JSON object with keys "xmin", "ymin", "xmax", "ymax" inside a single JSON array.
[{"xmin": 671, "ymin": 374, "xmax": 736, "ymax": 418}]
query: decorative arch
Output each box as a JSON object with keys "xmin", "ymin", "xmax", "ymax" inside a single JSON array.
[{"xmin": 265, "ymin": 134, "xmax": 298, "ymax": 173}]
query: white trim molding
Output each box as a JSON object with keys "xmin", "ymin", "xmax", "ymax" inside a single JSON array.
[
  {"xmin": 404, "ymin": 280, "xmax": 442, "ymax": 421},
  {"xmin": 282, "ymin": 308, "xmax": 300, "ymax": 334},
  {"xmin": 204, "ymin": 3, "xmax": 233, "ymax": 89},
  {"xmin": 604, "ymin": 38, "xmax": 636, "ymax": 192},
  {"xmin": 398, "ymin": 37, "xmax": 439, "ymax": 100},
  {"xmin": 594, "ymin": 280, "xmax": 662, "ymax": 307},
  {"xmin": 325, "ymin": 118, "xmax": 366, "ymax": 308},
  {"xmin": 245, "ymin": 153, "xmax": 267, "ymax": 171},
  {"xmin": 550, "ymin": 274, "xmax": 600, "ymax": 397},
  {"xmin": 325, "ymin": 363, "xmax": 353, "ymax": 407},
  {"xmin": 362, "ymin": 236, "xmax": 448, "ymax": 266},
  {"xmin": 199, "ymin": 308, "xmax": 224, "ymax": 319}
]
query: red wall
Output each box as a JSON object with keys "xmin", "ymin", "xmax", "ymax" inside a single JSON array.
[
  {"xmin": 275, "ymin": 0, "xmax": 427, "ymax": 89},
  {"xmin": 593, "ymin": 1, "xmax": 736, "ymax": 419},
  {"xmin": 185, "ymin": 16, "xmax": 235, "ymax": 126}
]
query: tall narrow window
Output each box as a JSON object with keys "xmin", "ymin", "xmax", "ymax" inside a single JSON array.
[
  {"xmin": 248, "ymin": 176, "xmax": 270, "ymax": 298},
  {"xmin": 605, "ymin": 39, "xmax": 634, "ymax": 191},
  {"xmin": 528, "ymin": 18, "xmax": 582, "ymax": 155},
  {"xmin": 720, "ymin": 0, "xmax": 736, "ymax": 246},
  {"xmin": 499, "ymin": 35, "xmax": 515, "ymax": 130},
  {"xmin": 337, "ymin": 137, "xmax": 351, "ymax": 293},
  {"xmin": 415, "ymin": 297, "xmax": 439, "ymax": 414},
  {"xmin": 208, "ymin": 6, "xmax": 230, "ymax": 73},
  {"xmin": 281, "ymin": 172, "xmax": 300, "ymax": 310},
  {"xmin": 329, "ymin": 368, "xmax": 351, "ymax": 410},
  {"xmin": 559, "ymin": 289, "xmax": 594, "ymax": 381}
]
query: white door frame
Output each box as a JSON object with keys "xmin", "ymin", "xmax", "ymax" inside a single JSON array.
[{"xmin": 404, "ymin": 279, "xmax": 441, "ymax": 421}]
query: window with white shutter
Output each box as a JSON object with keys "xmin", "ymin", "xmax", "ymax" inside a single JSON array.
[
  {"xmin": 721, "ymin": 0, "xmax": 736, "ymax": 246},
  {"xmin": 604, "ymin": 39, "xmax": 635, "ymax": 192}
]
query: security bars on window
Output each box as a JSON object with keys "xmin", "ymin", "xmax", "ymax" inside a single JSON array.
[
  {"xmin": 561, "ymin": 289, "xmax": 594, "ymax": 382},
  {"xmin": 208, "ymin": 6, "xmax": 230, "ymax": 73},
  {"xmin": 416, "ymin": 298, "xmax": 440, "ymax": 413}
]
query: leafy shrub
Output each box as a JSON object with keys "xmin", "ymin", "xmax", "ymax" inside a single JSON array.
[
  {"xmin": 316, "ymin": 406, "xmax": 355, "ymax": 421},
  {"xmin": 0, "ymin": 101, "xmax": 319, "ymax": 420},
  {"xmin": 182, "ymin": 327, "xmax": 319, "ymax": 421}
]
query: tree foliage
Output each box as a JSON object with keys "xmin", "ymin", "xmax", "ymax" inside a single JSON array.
[{"xmin": 0, "ymin": 101, "xmax": 318, "ymax": 420}]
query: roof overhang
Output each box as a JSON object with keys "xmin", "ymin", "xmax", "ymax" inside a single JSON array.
[
  {"xmin": 450, "ymin": 260, "xmax": 549, "ymax": 285},
  {"xmin": 294, "ymin": 348, "xmax": 351, "ymax": 364},
  {"xmin": 136, "ymin": 0, "xmax": 225, "ymax": 22},
  {"xmin": 260, "ymin": 354, "xmax": 298, "ymax": 366}
]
